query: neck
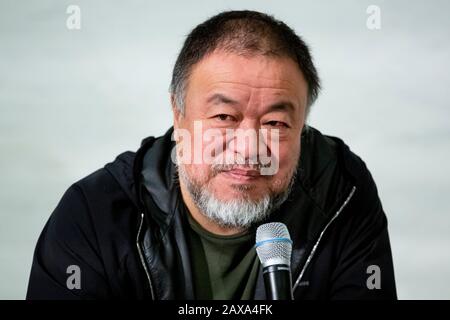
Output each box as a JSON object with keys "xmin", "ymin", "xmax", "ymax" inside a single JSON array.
[{"xmin": 179, "ymin": 179, "xmax": 245, "ymax": 236}]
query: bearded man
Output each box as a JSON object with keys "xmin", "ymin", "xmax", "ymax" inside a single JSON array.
[{"xmin": 27, "ymin": 10, "xmax": 397, "ymax": 300}]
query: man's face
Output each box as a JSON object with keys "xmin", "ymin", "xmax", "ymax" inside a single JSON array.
[{"xmin": 173, "ymin": 50, "xmax": 307, "ymax": 220}]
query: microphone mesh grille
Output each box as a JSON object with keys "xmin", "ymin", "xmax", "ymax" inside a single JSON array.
[{"xmin": 255, "ymin": 222, "xmax": 292, "ymax": 267}]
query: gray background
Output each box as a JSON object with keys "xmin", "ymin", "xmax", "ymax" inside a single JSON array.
[{"xmin": 1, "ymin": 0, "xmax": 449, "ymax": 299}]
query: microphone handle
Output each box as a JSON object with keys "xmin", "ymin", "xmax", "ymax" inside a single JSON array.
[{"xmin": 262, "ymin": 264, "xmax": 294, "ymax": 300}]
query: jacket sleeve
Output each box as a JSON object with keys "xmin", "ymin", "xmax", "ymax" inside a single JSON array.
[
  {"xmin": 329, "ymin": 163, "xmax": 397, "ymax": 300},
  {"xmin": 26, "ymin": 184, "xmax": 111, "ymax": 299}
]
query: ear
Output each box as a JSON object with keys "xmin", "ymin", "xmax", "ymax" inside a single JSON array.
[{"xmin": 171, "ymin": 94, "xmax": 182, "ymax": 129}]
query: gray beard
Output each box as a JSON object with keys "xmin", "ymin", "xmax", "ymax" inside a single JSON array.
[{"xmin": 177, "ymin": 164, "xmax": 297, "ymax": 230}]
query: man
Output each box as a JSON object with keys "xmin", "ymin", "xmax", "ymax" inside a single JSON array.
[{"xmin": 27, "ymin": 10, "xmax": 397, "ymax": 300}]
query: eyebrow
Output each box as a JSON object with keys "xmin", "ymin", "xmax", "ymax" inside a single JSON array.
[
  {"xmin": 206, "ymin": 93, "xmax": 239, "ymax": 106},
  {"xmin": 266, "ymin": 101, "xmax": 296, "ymax": 114},
  {"xmin": 206, "ymin": 93, "xmax": 297, "ymax": 114}
]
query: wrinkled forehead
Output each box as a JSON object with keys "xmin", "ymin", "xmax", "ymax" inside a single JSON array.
[{"xmin": 187, "ymin": 51, "xmax": 308, "ymax": 104}]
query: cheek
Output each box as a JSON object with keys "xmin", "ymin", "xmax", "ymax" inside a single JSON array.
[
  {"xmin": 185, "ymin": 163, "xmax": 213, "ymax": 183},
  {"xmin": 277, "ymin": 142, "xmax": 300, "ymax": 171},
  {"xmin": 266, "ymin": 143, "xmax": 299, "ymax": 191}
]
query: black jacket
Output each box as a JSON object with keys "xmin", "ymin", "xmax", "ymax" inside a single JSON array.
[{"xmin": 26, "ymin": 126, "xmax": 397, "ymax": 300}]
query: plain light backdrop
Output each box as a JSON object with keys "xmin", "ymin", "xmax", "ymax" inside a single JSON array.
[{"xmin": 1, "ymin": 0, "xmax": 449, "ymax": 299}]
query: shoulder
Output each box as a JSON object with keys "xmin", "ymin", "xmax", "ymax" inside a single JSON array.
[
  {"xmin": 305, "ymin": 125, "xmax": 377, "ymax": 191},
  {"xmin": 47, "ymin": 150, "xmax": 141, "ymax": 249},
  {"xmin": 303, "ymin": 126, "xmax": 383, "ymax": 222}
]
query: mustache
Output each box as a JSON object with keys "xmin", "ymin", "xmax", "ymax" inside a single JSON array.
[{"xmin": 211, "ymin": 162, "xmax": 272, "ymax": 176}]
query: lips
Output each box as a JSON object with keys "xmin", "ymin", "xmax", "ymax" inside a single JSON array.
[
  {"xmin": 220, "ymin": 167, "xmax": 261, "ymax": 182},
  {"xmin": 226, "ymin": 168, "xmax": 260, "ymax": 176}
]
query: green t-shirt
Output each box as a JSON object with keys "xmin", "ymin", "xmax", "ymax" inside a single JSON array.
[{"xmin": 185, "ymin": 210, "xmax": 260, "ymax": 300}]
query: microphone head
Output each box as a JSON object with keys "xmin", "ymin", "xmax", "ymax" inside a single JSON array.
[{"xmin": 255, "ymin": 222, "xmax": 292, "ymax": 268}]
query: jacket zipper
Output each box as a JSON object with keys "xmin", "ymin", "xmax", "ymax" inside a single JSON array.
[
  {"xmin": 136, "ymin": 213, "xmax": 155, "ymax": 300},
  {"xmin": 292, "ymin": 185, "xmax": 357, "ymax": 293}
]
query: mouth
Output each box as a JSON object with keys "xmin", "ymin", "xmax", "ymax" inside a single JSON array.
[{"xmin": 219, "ymin": 167, "xmax": 262, "ymax": 182}]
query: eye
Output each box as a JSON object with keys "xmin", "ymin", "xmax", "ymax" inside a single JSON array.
[
  {"xmin": 214, "ymin": 114, "xmax": 236, "ymax": 122},
  {"xmin": 265, "ymin": 121, "xmax": 289, "ymax": 128}
]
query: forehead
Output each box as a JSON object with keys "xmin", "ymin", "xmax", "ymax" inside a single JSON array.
[{"xmin": 188, "ymin": 50, "xmax": 308, "ymax": 102}]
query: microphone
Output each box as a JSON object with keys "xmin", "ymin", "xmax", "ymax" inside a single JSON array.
[{"xmin": 255, "ymin": 222, "xmax": 293, "ymax": 300}]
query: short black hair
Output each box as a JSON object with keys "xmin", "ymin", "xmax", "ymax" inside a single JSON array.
[{"xmin": 170, "ymin": 10, "xmax": 320, "ymax": 118}]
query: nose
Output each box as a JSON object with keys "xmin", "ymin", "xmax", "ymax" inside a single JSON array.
[{"xmin": 226, "ymin": 120, "xmax": 266, "ymax": 166}]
